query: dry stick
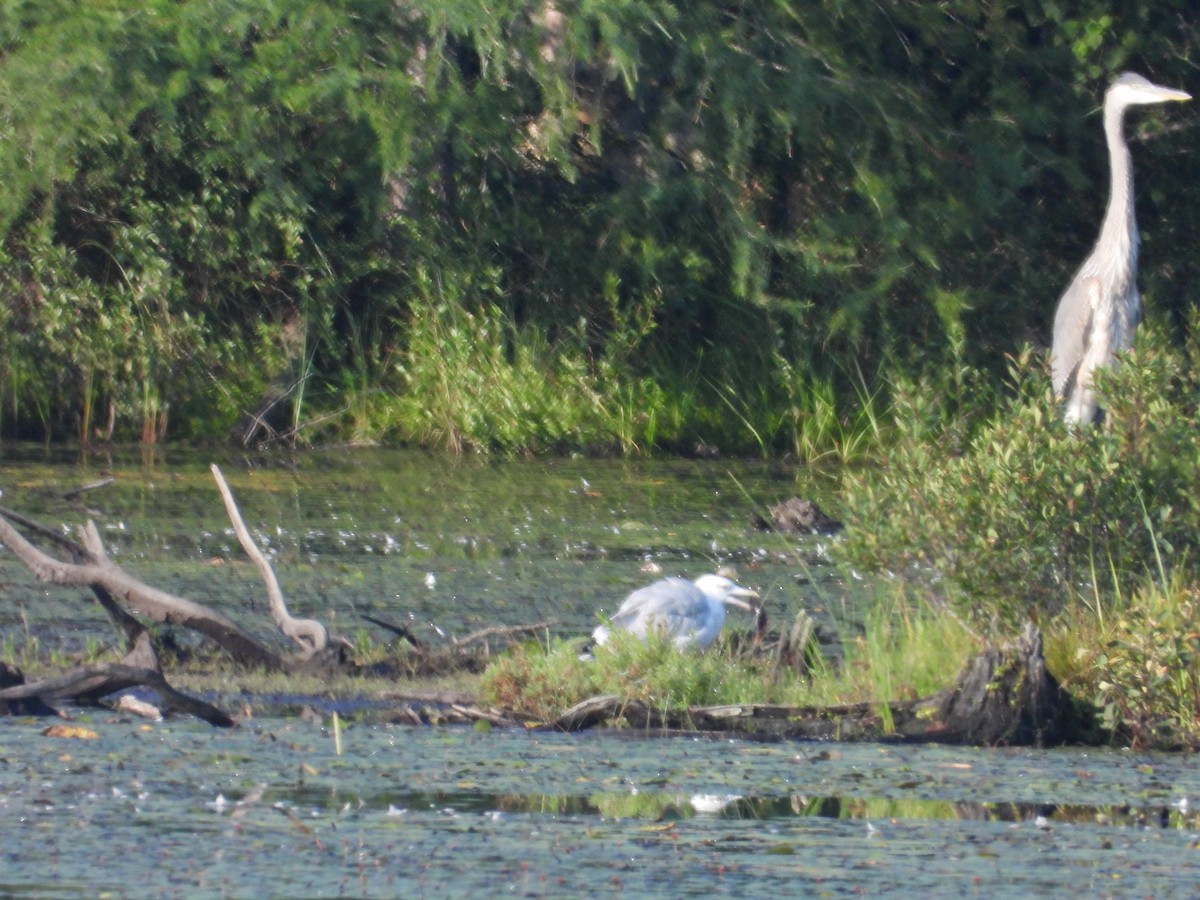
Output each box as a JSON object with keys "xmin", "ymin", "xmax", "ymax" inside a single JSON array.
[
  {"xmin": 361, "ymin": 613, "xmax": 426, "ymax": 649},
  {"xmin": 60, "ymin": 477, "xmax": 115, "ymax": 501},
  {"xmin": 453, "ymin": 621, "xmax": 557, "ymax": 648},
  {"xmin": 209, "ymin": 464, "xmax": 328, "ymax": 655}
]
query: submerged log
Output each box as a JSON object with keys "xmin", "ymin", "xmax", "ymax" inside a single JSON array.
[
  {"xmin": 752, "ymin": 497, "xmax": 844, "ymax": 535},
  {"xmin": 547, "ymin": 624, "xmax": 1094, "ymax": 746}
]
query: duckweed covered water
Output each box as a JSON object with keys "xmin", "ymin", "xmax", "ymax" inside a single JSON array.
[
  {"xmin": 3, "ymin": 718, "xmax": 1200, "ymax": 897},
  {"xmin": 2, "ymin": 445, "xmax": 1198, "ymax": 896},
  {"xmin": 0, "ymin": 444, "xmax": 839, "ymax": 656}
]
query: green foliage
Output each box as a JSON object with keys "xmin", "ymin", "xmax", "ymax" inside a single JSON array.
[
  {"xmin": 0, "ymin": 2, "xmax": 1197, "ymax": 447},
  {"xmin": 838, "ymin": 324, "xmax": 1200, "ymax": 625},
  {"xmin": 1046, "ymin": 578, "xmax": 1200, "ymax": 750},
  {"xmin": 1090, "ymin": 580, "xmax": 1200, "ymax": 750}
]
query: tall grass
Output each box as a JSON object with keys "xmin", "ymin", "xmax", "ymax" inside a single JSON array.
[
  {"xmin": 839, "ymin": 588, "xmax": 979, "ymax": 704},
  {"xmin": 480, "ymin": 594, "xmax": 976, "ymax": 720}
]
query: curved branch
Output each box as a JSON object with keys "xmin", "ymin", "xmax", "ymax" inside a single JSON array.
[{"xmin": 210, "ymin": 464, "xmax": 328, "ymax": 655}]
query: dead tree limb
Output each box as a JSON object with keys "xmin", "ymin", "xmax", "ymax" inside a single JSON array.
[
  {"xmin": 0, "ymin": 512, "xmax": 288, "ymax": 672},
  {"xmin": 210, "ymin": 464, "xmax": 328, "ymax": 655},
  {"xmin": 0, "ymin": 632, "xmax": 234, "ymax": 727},
  {"xmin": 0, "ymin": 505, "xmax": 145, "ymax": 646},
  {"xmin": 0, "ymin": 663, "xmax": 234, "ymax": 727}
]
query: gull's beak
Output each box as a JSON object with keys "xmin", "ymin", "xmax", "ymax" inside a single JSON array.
[
  {"xmin": 725, "ymin": 587, "xmax": 759, "ymax": 611},
  {"xmin": 729, "ymin": 589, "xmax": 768, "ymax": 643}
]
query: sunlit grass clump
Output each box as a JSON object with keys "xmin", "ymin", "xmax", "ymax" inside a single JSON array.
[
  {"xmin": 480, "ymin": 630, "xmax": 817, "ymax": 719},
  {"xmin": 838, "ymin": 588, "xmax": 980, "ymax": 703},
  {"xmin": 481, "ymin": 593, "xmax": 979, "ymax": 722}
]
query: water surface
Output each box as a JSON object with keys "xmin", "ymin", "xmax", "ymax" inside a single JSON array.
[
  {"xmin": 1, "ymin": 444, "xmax": 1193, "ymax": 897},
  {"xmin": 2, "ymin": 719, "xmax": 1198, "ymax": 897},
  {"xmin": 0, "ymin": 444, "xmax": 839, "ymax": 655}
]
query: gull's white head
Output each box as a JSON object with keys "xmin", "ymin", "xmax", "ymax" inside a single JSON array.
[{"xmin": 692, "ymin": 574, "xmax": 759, "ymax": 610}]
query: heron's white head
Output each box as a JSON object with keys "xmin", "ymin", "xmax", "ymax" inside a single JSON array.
[
  {"xmin": 1108, "ymin": 72, "xmax": 1191, "ymax": 108},
  {"xmin": 692, "ymin": 574, "xmax": 759, "ymax": 610}
]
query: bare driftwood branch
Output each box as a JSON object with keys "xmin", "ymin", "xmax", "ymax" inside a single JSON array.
[
  {"xmin": 0, "ymin": 505, "xmax": 145, "ymax": 646},
  {"xmin": 210, "ymin": 464, "xmax": 328, "ymax": 655},
  {"xmin": 0, "ymin": 511, "xmax": 288, "ymax": 672}
]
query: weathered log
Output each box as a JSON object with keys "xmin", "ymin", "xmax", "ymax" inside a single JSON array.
[
  {"xmin": 547, "ymin": 624, "xmax": 1094, "ymax": 746},
  {"xmin": 0, "ymin": 632, "xmax": 235, "ymax": 727}
]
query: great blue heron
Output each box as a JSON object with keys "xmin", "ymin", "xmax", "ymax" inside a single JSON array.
[
  {"xmin": 591, "ymin": 574, "xmax": 760, "ymax": 650},
  {"xmin": 1051, "ymin": 72, "xmax": 1190, "ymax": 425}
]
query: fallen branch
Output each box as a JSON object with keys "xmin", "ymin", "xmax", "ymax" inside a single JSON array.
[
  {"xmin": 0, "ymin": 663, "xmax": 235, "ymax": 727},
  {"xmin": 0, "ymin": 631, "xmax": 234, "ymax": 727},
  {"xmin": 0, "ymin": 509, "xmax": 289, "ymax": 672},
  {"xmin": 60, "ymin": 477, "xmax": 116, "ymax": 502}
]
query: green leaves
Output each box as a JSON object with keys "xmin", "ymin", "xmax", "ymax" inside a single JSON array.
[
  {"xmin": 0, "ymin": 1, "xmax": 1197, "ymax": 448},
  {"xmin": 839, "ymin": 321, "xmax": 1200, "ymax": 625}
]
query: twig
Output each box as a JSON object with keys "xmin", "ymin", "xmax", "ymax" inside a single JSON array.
[
  {"xmin": 453, "ymin": 621, "xmax": 556, "ymax": 648},
  {"xmin": 60, "ymin": 478, "xmax": 115, "ymax": 501},
  {"xmin": 361, "ymin": 613, "xmax": 426, "ymax": 649}
]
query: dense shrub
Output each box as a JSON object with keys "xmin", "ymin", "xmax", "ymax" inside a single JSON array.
[{"xmin": 838, "ymin": 322, "xmax": 1200, "ymax": 624}]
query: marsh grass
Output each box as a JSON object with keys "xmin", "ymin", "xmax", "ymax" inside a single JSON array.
[
  {"xmin": 838, "ymin": 588, "xmax": 979, "ymax": 704},
  {"xmin": 390, "ymin": 294, "xmax": 649, "ymax": 454},
  {"xmin": 480, "ymin": 595, "xmax": 976, "ymax": 720}
]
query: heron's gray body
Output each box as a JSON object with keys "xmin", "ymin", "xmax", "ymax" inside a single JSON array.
[
  {"xmin": 1051, "ymin": 72, "xmax": 1190, "ymax": 425},
  {"xmin": 592, "ymin": 574, "xmax": 757, "ymax": 650}
]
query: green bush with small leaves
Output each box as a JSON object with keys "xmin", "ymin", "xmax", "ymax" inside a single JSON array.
[
  {"xmin": 838, "ymin": 322, "xmax": 1200, "ymax": 625},
  {"xmin": 1088, "ymin": 580, "xmax": 1200, "ymax": 749}
]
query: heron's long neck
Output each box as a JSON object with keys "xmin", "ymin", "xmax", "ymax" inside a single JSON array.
[{"xmin": 1094, "ymin": 100, "xmax": 1138, "ymax": 290}]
